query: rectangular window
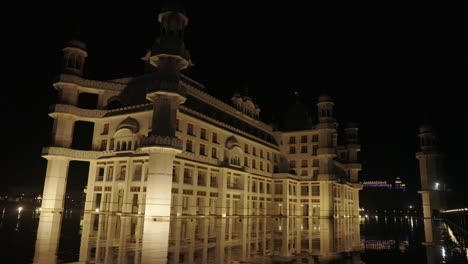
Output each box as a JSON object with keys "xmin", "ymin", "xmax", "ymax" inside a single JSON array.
[
  {"xmin": 132, "ymin": 165, "xmax": 142, "ymax": 181},
  {"xmin": 118, "ymin": 166, "xmax": 126, "ymax": 181},
  {"xmin": 253, "ymin": 147, "xmax": 257, "ymax": 156},
  {"xmin": 301, "ymin": 160, "xmax": 308, "ymax": 168},
  {"xmin": 96, "ymin": 167, "xmax": 105, "ymax": 181},
  {"xmin": 300, "ymin": 146, "xmax": 307, "ymax": 153},
  {"xmin": 200, "ymin": 128, "xmax": 207, "ymax": 140},
  {"xmin": 312, "ymin": 145, "xmax": 318, "ymax": 156},
  {"xmin": 100, "ymin": 140, "xmax": 107, "ymax": 151},
  {"xmin": 186, "ymin": 140, "xmax": 193, "ymax": 152},
  {"xmin": 210, "ymin": 174, "xmax": 218, "ymax": 187},
  {"xmin": 200, "ymin": 144, "xmax": 206, "ymax": 156},
  {"xmin": 212, "ymin": 132, "xmax": 218, "ymax": 143},
  {"xmin": 244, "ymin": 157, "xmax": 248, "ymax": 167},
  {"xmin": 289, "ymin": 136, "xmax": 296, "ymax": 144},
  {"xmin": 183, "ymin": 168, "xmax": 192, "ymax": 184},
  {"xmin": 266, "ymin": 183, "xmax": 271, "ymax": 194},
  {"xmin": 102, "ymin": 124, "xmax": 109, "ymax": 135},
  {"xmin": 244, "ymin": 144, "xmax": 249, "ymax": 154},
  {"xmin": 312, "ymin": 135, "xmax": 319, "ymax": 142},
  {"xmin": 260, "ymin": 149, "xmax": 264, "ymax": 158},
  {"xmin": 289, "ymin": 146, "xmax": 296, "ymax": 154},
  {"xmin": 301, "ymin": 186, "xmax": 309, "ymax": 196},
  {"xmin": 289, "ymin": 160, "xmax": 296, "ymax": 168},
  {"xmin": 260, "ymin": 161, "xmax": 263, "ymax": 171},
  {"xmin": 187, "ymin": 123, "xmax": 194, "ymax": 136},
  {"xmin": 106, "ymin": 166, "xmax": 113, "ymax": 181},
  {"xmin": 301, "ymin": 135, "xmax": 307, "ymax": 143},
  {"xmin": 109, "ymin": 138, "xmax": 114, "ymax": 150},
  {"xmin": 252, "ymin": 160, "xmax": 256, "ymax": 169},
  {"xmin": 312, "ymin": 185, "xmax": 320, "ymax": 196},
  {"xmin": 301, "ymin": 170, "xmax": 308, "ymax": 176},
  {"xmin": 211, "ymin": 147, "xmax": 217, "ymax": 159},
  {"xmin": 198, "ymin": 172, "xmax": 206, "ymax": 186},
  {"xmin": 267, "ymin": 163, "xmax": 270, "ymax": 172},
  {"xmin": 172, "ymin": 166, "xmax": 178, "ymax": 182},
  {"xmin": 259, "ymin": 182, "xmax": 264, "ymax": 193},
  {"xmin": 267, "ymin": 152, "xmax": 270, "ymax": 160}
]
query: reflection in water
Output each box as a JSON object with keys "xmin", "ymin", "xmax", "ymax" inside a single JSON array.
[{"xmin": 34, "ymin": 213, "xmax": 364, "ymax": 263}]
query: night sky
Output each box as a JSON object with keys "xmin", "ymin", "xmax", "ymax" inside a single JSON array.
[{"xmin": 3, "ymin": 2, "xmax": 466, "ymax": 206}]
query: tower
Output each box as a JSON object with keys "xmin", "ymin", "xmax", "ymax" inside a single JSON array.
[
  {"xmin": 344, "ymin": 123, "xmax": 360, "ymax": 183},
  {"xmin": 62, "ymin": 39, "xmax": 87, "ymax": 76},
  {"xmin": 416, "ymin": 124, "xmax": 446, "ymax": 219},
  {"xmin": 316, "ymin": 94, "xmax": 338, "ymax": 217},
  {"xmin": 139, "ymin": 2, "xmax": 191, "ymax": 220}
]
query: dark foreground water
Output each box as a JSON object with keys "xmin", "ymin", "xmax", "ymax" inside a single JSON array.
[{"xmin": 0, "ymin": 204, "xmax": 467, "ymax": 263}]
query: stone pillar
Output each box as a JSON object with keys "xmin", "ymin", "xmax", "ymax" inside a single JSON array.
[
  {"xmin": 216, "ymin": 169, "xmax": 227, "ymax": 216},
  {"xmin": 79, "ymin": 213, "xmax": 92, "ymax": 262},
  {"xmin": 50, "ymin": 115, "xmax": 75, "ymax": 148},
  {"xmin": 142, "ymin": 148, "xmax": 180, "ymax": 219},
  {"xmin": 41, "ymin": 157, "xmax": 70, "ymax": 212},
  {"xmin": 319, "ymin": 182, "xmax": 334, "ymax": 218},
  {"xmin": 33, "ymin": 212, "xmax": 63, "ymax": 264},
  {"xmin": 142, "ymin": 220, "xmax": 171, "ymax": 263}
]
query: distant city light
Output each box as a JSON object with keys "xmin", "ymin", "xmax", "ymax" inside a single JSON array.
[
  {"xmin": 95, "ymin": 208, "xmax": 99, "ymax": 212},
  {"xmin": 409, "ymin": 205, "xmax": 413, "ymax": 209},
  {"xmin": 435, "ymin": 182, "xmax": 440, "ymax": 190},
  {"xmin": 18, "ymin": 207, "xmax": 23, "ymax": 213}
]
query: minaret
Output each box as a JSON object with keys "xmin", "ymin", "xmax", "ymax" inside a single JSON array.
[
  {"xmin": 39, "ymin": 38, "xmax": 87, "ymax": 213},
  {"xmin": 316, "ymin": 94, "xmax": 337, "ymax": 217},
  {"xmin": 62, "ymin": 39, "xmax": 87, "ymax": 76},
  {"xmin": 416, "ymin": 124, "xmax": 446, "ymax": 219},
  {"xmin": 345, "ymin": 122, "xmax": 361, "ymax": 183},
  {"xmin": 139, "ymin": 3, "xmax": 191, "ymax": 220}
]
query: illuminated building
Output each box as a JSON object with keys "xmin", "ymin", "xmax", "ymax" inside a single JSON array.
[
  {"xmin": 39, "ymin": 4, "xmax": 362, "ymax": 219},
  {"xmin": 394, "ymin": 177, "xmax": 406, "ymax": 192}
]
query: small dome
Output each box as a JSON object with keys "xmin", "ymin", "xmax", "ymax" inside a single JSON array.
[
  {"xmin": 318, "ymin": 94, "xmax": 333, "ymax": 103},
  {"xmin": 225, "ymin": 136, "xmax": 240, "ymax": 149},
  {"xmin": 66, "ymin": 39, "xmax": 87, "ymax": 51},
  {"xmin": 419, "ymin": 124, "xmax": 433, "ymax": 134},
  {"xmin": 117, "ymin": 117, "xmax": 140, "ymax": 133}
]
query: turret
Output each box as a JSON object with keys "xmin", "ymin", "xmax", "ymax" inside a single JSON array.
[{"xmin": 62, "ymin": 39, "xmax": 87, "ymax": 76}]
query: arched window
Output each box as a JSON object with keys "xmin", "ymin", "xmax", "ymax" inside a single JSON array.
[
  {"xmin": 122, "ymin": 142, "xmax": 127, "ymax": 151},
  {"xmin": 116, "ymin": 141, "xmax": 121, "ymax": 151},
  {"xmin": 128, "ymin": 141, "xmax": 132, "ymax": 150}
]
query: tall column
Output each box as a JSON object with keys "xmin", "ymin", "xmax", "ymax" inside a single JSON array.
[
  {"xmin": 416, "ymin": 125, "xmax": 446, "ymax": 219},
  {"xmin": 33, "ymin": 212, "xmax": 63, "ymax": 264},
  {"xmin": 41, "ymin": 157, "xmax": 70, "ymax": 212},
  {"xmin": 49, "ymin": 114, "xmax": 75, "ymax": 148},
  {"xmin": 216, "ymin": 169, "xmax": 227, "ymax": 216}
]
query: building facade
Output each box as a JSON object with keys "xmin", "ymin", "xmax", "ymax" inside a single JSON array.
[{"xmin": 40, "ymin": 5, "xmax": 362, "ymax": 219}]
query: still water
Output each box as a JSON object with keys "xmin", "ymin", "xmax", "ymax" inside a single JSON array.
[{"xmin": 0, "ymin": 205, "xmax": 467, "ymax": 263}]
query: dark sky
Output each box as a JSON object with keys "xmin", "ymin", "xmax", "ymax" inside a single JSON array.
[{"xmin": 2, "ymin": 2, "xmax": 467, "ymax": 205}]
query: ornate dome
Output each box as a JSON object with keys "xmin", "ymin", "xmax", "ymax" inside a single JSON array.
[
  {"xmin": 117, "ymin": 117, "xmax": 140, "ymax": 133},
  {"xmin": 225, "ymin": 136, "xmax": 240, "ymax": 149}
]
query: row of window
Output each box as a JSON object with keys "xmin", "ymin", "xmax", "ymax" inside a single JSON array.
[
  {"xmin": 274, "ymin": 184, "xmax": 320, "ymax": 196},
  {"xmin": 289, "ymin": 159, "xmax": 320, "ymax": 168},
  {"xmin": 289, "ymin": 145, "xmax": 319, "ymax": 155},
  {"xmin": 288, "ymin": 135, "xmax": 319, "ymax": 144},
  {"xmin": 96, "ymin": 164, "xmax": 147, "ymax": 182}
]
